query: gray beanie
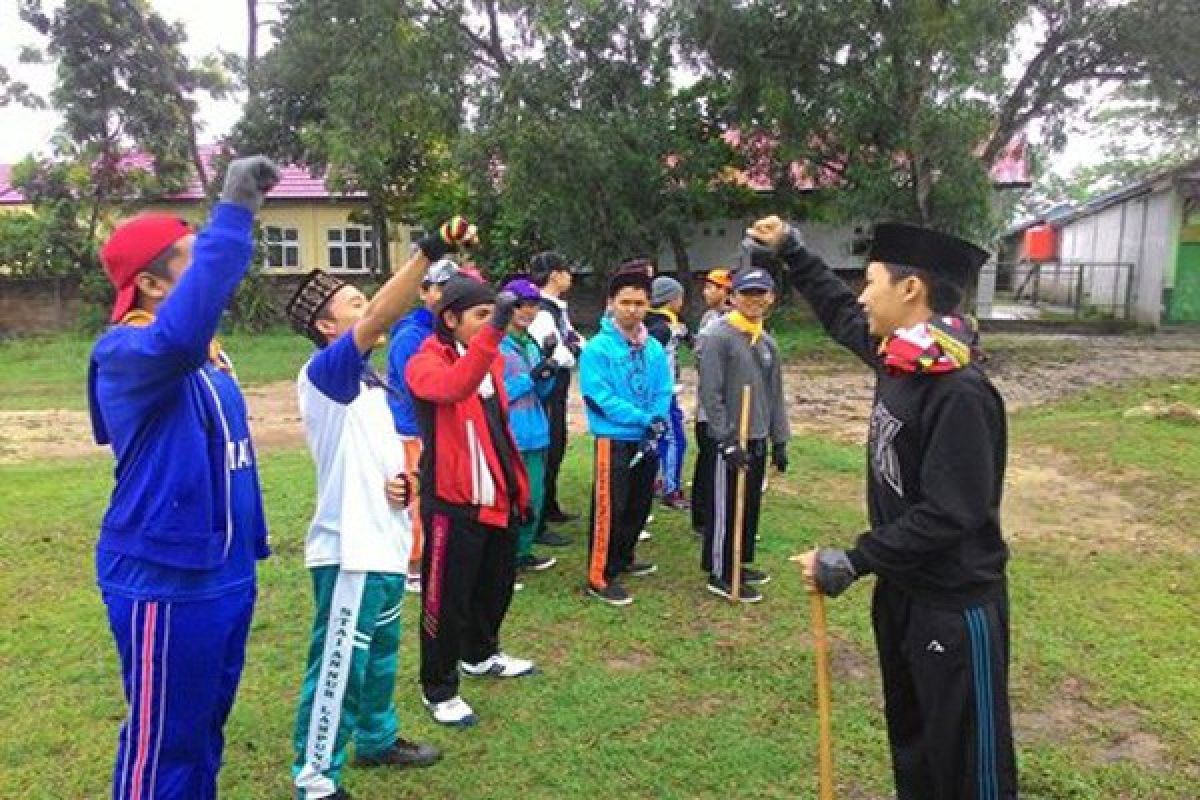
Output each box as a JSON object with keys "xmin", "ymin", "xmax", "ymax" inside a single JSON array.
[{"xmin": 651, "ymin": 275, "xmax": 684, "ymax": 306}]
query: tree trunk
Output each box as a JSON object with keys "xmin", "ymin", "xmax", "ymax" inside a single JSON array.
[
  {"xmin": 668, "ymin": 230, "xmax": 691, "ymax": 279},
  {"xmin": 246, "ymin": 0, "xmax": 258, "ymax": 99},
  {"xmin": 370, "ymin": 202, "xmax": 392, "ymax": 276}
]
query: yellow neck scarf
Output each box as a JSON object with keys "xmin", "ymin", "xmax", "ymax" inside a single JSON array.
[
  {"xmin": 657, "ymin": 307, "xmax": 679, "ymax": 326},
  {"xmin": 725, "ymin": 310, "xmax": 764, "ymax": 344},
  {"xmin": 120, "ymin": 310, "xmax": 231, "ymax": 373}
]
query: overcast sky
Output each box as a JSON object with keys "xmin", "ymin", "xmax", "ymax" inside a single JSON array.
[{"xmin": 0, "ymin": 1, "xmax": 1152, "ymax": 177}]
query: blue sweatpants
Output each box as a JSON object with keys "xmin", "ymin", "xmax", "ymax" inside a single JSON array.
[
  {"xmin": 656, "ymin": 397, "xmax": 687, "ymax": 495},
  {"xmin": 103, "ymin": 586, "xmax": 256, "ymax": 800}
]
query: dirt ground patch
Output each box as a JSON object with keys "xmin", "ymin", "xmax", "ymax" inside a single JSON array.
[
  {"xmin": 1015, "ymin": 677, "xmax": 1169, "ymax": 770},
  {"xmin": 5, "ymin": 333, "xmax": 1200, "ymax": 465}
]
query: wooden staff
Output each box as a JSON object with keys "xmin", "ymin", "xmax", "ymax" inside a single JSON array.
[
  {"xmin": 809, "ymin": 586, "xmax": 835, "ymax": 800},
  {"xmin": 730, "ymin": 384, "xmax": 751, "ymax": 602}
]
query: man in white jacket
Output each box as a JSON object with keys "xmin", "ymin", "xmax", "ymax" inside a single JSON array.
[{"xmin": 527, "ymin": 251, "xmax": 587, "ymax": 543}]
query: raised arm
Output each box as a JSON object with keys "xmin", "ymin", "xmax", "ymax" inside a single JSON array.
[
  {"xmin": 744, "ymin": 216, "xmax": 877, "ymax": 368},
  {"xmin": 352, "ymin": 217, "xmax": 478, "ymax": 353}
]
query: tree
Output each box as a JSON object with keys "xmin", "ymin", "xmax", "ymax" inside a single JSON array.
[
  {"xmin": 681, "ymin": 0, "xmax": 1200, "ymax": 238},
  {"xmin": 418, "ymin": 0, "xmax": 753, "ymax": 276},
  {"xmin": 235, "ymin": 0, "xmax": 467, "ymax": 275}
]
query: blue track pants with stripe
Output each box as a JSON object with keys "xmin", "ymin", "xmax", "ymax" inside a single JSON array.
[
  {"xmin": 104, "ymin": 586, "xmax": 256, "ymax": 799},
  {"xmin": 655, "ymin": 397, "xmax": 687, "ymax": 495},
  {"xmin": 871, "ymin": 581, "xmax": 1018, "ymax": 800}
]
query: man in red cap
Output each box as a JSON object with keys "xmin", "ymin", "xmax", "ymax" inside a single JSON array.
[{"xmin": 88, "ymin": 155, "xmax": 280, "ymax": 799}]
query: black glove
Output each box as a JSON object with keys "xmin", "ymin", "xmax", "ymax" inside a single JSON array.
[
  {"xmin": 489, "ymin": 290, "xmax": 519, "ymax": 331},
  {"xmin": 813, "ymin": 548, "xmax": 858, "ymax": 597},
  {"xmin": 720, "ymin": 440, "xmax": 749, "ymax": 471},
  {"xmin": 539, "ymin": 333, "xmax": 559, "ymax": 360},
  {"xmin": 220, "ymin": 155, "xmax": 281, "ymax": 213},
  {"xmin": 417, "ymin": 215, "xmax": 478, "ymax": 261},
  {"xmin": 565, "ymin": 330, "xmax": 582, "ymax": 357},
  {"xmin": 532, "ymin": 359, "xmax": 556, "ymax": 382},
  {"xmin": 647, "ymin": 416, "xmax": 668, "ymax": 440},
  {"xmin": 771, "ymin": 442, "xmax": 788, "ymax": 473}
]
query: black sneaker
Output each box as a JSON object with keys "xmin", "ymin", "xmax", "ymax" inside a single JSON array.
[
  {"xmin": 516, "ymin": 554, "xmax": 558, "ymax": 572},
  {"xmin": 544, "ymin": 508, "xmax": 579, "ymax": 524},
  {"xmin": 705, "ymin": 576, "xmax": 762, "ymax": 603},
  {"xmin": 354, "ymin": 737, "xmax": 442, "ymax": 769},
  {"xmin": 621, "ymin": 562, "xmax": 658, "ymax": 577},
  {"xmin": 586, "ymin": 583, "xmax": 633, "ymax": 607},
  {"xmin": 741, "ymin": 567, "xmax": 771, "ymax": 586},
  {"xmin": 535, "ymin": 530, "xmax": 571, "ymax": 547}
]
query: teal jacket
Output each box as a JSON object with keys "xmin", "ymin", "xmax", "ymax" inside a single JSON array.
[
  {"xmin": 579, "ymin": 317, "xmax": 673, "ymax": 441},
  {"xmin": 500, "ymin": 330, "xmax": 555, "ymax": 452}
]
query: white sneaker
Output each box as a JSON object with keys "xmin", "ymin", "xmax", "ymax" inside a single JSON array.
[
  {"xmin": 639, "ymin": 529, "xmax": 652, "ymax": 542},
  {"xmin": 406, "ymin": 572, "xmax": 422, "ymax": 595},
  {"xmin": 423, "ymin": 695, "xmax": 477, "ymax": 727},
  {"xmin": 514, "ymin": 580, "xmax": 525, "ymax": 592},
  {"xmin": 646, "ymin": 514, "xmax": 655, "ymax": 523},
  {"xmin": 461, "ymin": 652, "xmax": 537, "ymax": 678}
]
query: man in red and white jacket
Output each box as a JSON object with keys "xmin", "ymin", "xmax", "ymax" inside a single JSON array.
[{"xmin": 406, "ymin": 273, "xmax": 537, "ymax": 727}]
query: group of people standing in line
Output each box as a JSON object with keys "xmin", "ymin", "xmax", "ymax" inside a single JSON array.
[{"xmin": 87, "ymin": 155, "xmax": 1017, "ymax": 800}]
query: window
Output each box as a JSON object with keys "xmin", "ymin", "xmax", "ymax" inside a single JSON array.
[
  {"xmin": 327, "ymin": 225, "xmax": 376, "ymax": 272},
  {"xmin": 264, "ymin": 225, "xmax": 300, "ymax": 270}
]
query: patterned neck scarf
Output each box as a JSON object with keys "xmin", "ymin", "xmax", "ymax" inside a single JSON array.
[
  {"xmin": 880, "ymin": 314, "xmax": 981, "ymax": 375},
  {"xmin": 726, "ymin": 310, "xmax": 764, "ymax": 344},
  {"xmin": 120, "ymin": 309, "xmax": 233, "ymax": 375}
]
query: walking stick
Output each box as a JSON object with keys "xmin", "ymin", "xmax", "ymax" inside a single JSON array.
[
  {"xmin": 809, "ymin": 586, "xmax": 836, "ymax": 800},
  {"xmin": 730, "ymin": 384, "xmax": 752, "ymax": 603}
]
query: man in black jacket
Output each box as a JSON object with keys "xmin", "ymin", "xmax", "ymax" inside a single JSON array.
[{"xmin": 745, "ymin": 217, "xmax": 1017, "ymax": 800}]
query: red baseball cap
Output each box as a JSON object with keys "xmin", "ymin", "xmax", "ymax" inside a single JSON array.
[{"xmin": 99, "ymin": 214, "xmax": 193, "ymax": 323}]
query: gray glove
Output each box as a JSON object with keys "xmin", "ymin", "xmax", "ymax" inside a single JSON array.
[
  {"xmin": 220, "ymin": 156, "xmax": 281, "ymax": 213},
  {"xmin": 814, "ymin": 548, "xmax": 858, "ymax": 597},
  {"xmin": 741, "ymin": 220, "xmax": 807, "ymax": 264},
  {"xmin": 489, "ymin": 290, "xmax": 520, "ymax": 331}
]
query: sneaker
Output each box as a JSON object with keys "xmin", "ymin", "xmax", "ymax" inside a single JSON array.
[
  {"xmin": 638, "ymin": 529, "xmax": 652, "ymax": 542},
  {"xmin": 544, "ymin": 508, "xmax": 579, "ymax": 524},
  {"xmin": 705, "ymin": 576, "xmax": 763, "ymax": 603},
  {"xmin": 646, "ymin": 513, "xmax": 655, "ymax": 523},
  {"xmin": 354, "ymin": 737, "xmax": 442, "ymax": 768},
  {"xmin": 461, "ymin": 652, "xmax": 537, "ymax": 678},
  {"xmin": 586, "ymin": 583, "xmax": 633, "ymax": 607},
  {"xmin": 406, "ymin": 571, "xmax": 422, "ymax": 595},
  {"xmin": 621, "ymin": 561, "xmax": 658, "ymax": 577},
  {"xmin": 741, "ymin": 567, "xmax": 771, "ymax": 586},
  {"xmin": 423, "ymin": 695, "xmax": 478, "ymax": 727},
  {"xmin": 516, "ymin": 554, "xmax": 558, "ymax": 572},
  {"xmin": 514, "ymin": 580, "xmax": 525, "ymax": 592},
  {"xmin": 535, "ymin": 530, "xmax": 571, "ymax": 547},
  {"xmin": 660, "ymin": 491, "xmax": 691, "ymax": 510}
]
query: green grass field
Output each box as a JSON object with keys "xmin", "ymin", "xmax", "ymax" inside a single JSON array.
[{"xmin": 1, "ymin": 329, "xmax": 1198, "ymax": 798}]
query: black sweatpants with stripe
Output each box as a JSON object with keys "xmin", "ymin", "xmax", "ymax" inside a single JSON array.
[
  {"xmin": 539, "ymin": 368, "xmax": 571, "ymax": 527},
  {"xmin": 419, "ymin": 510, "xmax": 518, "ymax": 703},
  {"xmin": 702, "ymin": 438, "xmax": 765, "ymax": 582},
  {"xmin": 690, "ymin": 420, "xmax": 716, "ymax": 533},
  {"xmin": 872, "ymin": 581, "xmax": 1018, "ymax": 800},
  {"xmin": 587, "ymin": 437, "xmax": 657, "ymax": 590}
]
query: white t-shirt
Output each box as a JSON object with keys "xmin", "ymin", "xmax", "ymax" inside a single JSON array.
[
  {"xmin": 528, "ymin": 294, "xmax": 586, "ymax": 369},
  {"xmin": 297, "ymin": 331, "xmax": 412, "ymax": 574}
]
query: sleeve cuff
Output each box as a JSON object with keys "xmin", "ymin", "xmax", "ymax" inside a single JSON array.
[
  {"xmin": 209, "ymin": 202, "xmax": 255, "ymax": 233},
  {"xmin": 846, "ymin": 547, "xmax": 872, "ymax": 576}
]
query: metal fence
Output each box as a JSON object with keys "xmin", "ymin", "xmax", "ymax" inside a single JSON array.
[{"xmin": 985, "ymin": 261, "xmax": 1136, "ymax": 319}]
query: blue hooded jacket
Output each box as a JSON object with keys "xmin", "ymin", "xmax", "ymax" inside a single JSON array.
[
  {"xmin": 88, "ymin": 203, "xmax": 270, "ymax": 587},
  {"xmin": 500, "ymin": 330, "xmax": 555, "ymax": 451},
  {"xmin": 579, "ymin": 316, "xmax": 673, "ymax": 441},
  {"xmin": 386, "ymin": 306, "xmax": 433, "ymax": 435}
]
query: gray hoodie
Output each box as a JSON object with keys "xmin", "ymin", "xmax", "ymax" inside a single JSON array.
[{"xmin": 697, "ymin": 317, "xmax": 789, "ymax": 446}]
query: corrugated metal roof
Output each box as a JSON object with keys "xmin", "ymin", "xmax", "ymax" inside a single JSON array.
[{"xmin": 0, "ymin": 145, "xmax": 365, "ymax": 205}]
